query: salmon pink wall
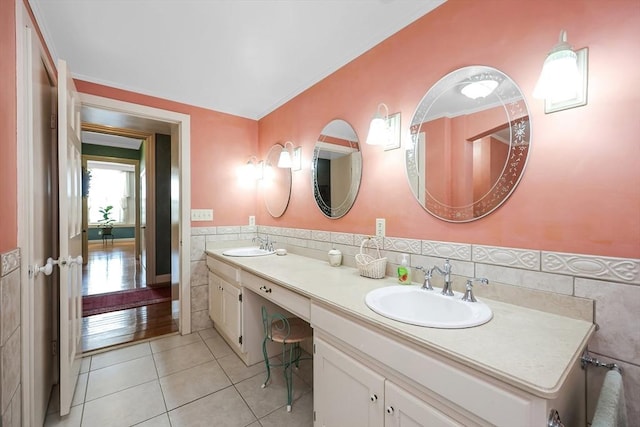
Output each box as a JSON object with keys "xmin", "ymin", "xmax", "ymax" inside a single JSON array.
[
  {"xmin": 257, "ymin": 0, "xmax": 640, "ymax": 258},
  {"xmin": 0, "ymin": 0, "xmax": 17, "ymax": 253},
  {"xmin": 75, "ymin": 81, "xmax": 259, "ymax": 227}
]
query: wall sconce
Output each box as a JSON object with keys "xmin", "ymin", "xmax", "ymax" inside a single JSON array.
[
  {"xmin": 277, "ymin": 141, "xmax": 302, "ymax": 171},
  {"xmin": 244, "ymin": 156, "xmax": 263, "ymax": 181},
  {"xmin": 533, "ymin": 30, "xmax": 588, "ymax": 113},
  {"xmin": 366, "ymin": 103, "xmax": 401, "ymax": 150}
]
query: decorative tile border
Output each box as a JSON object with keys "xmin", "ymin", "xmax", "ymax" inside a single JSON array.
[
  {"xmin": 423, "ymin": 240, "xmax": 471, "ymax": 261},
  {"xmin": 331, "ymin": 232, "xmax": 354, "ymax": 246},
  {"xmin": 473, "ymin": 245, "xmax": 539, "ymax": 270},
  {"xmin": 1, "ymin": 249, "xmax": 20, "ymax": 277},
  {"xmin": 384, "ymin": 237, "xmax": 422, "ymax": 254},
  {"xmin": 542, "ymin": 252, "xmax": 640, "ymax": 285},
  {"xmin": 216, "ymin": 226, "xmax": 242, "ymax": 235},
  {"xmin": 192, "ymin": 225, "xmax": 640, "ymax": 286},
  {"xmin": 311, "ymin": 230, "xmax": 331, "ymax": 242}
]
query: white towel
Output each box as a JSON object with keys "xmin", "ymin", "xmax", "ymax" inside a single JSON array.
[{"xmin": 592, "ymin": 369, "xmax": 627, "ymax": 427}]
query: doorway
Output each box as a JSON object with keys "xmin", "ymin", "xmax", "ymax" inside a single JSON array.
[{"xmin": 81, "ymin": 152, "xmax": 177, "ymax": 352}]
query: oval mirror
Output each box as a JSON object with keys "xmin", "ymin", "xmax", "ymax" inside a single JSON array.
[
  {"xmin": 406, "ymin": 65, "xmax": 531, "ymax": 222},
  {"xmin": 263, "ymin": 143, "xmax": 292, "ymax": 218},
  {"xmin": 312, "ymin": 119, "xmax": 362, "ymax": 218}
]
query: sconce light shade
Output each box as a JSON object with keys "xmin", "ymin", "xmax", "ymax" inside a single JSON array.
[
  {"xmin": 366, "ymin": 103, "xmax": 401, "ymax": 149},
  {"xmin": 533, "ymin": 30, "xmax": 588, "ymax": 113},
  {"xmin": 366, "ymin": 114, "xmax": 388, "ymax": 146},
  {"xmin": 277, "ymin": 149, "xmax": 292, "ymax": 168},
  {"xmin": 277, "ymin": 141, "xmax": 302, "ymax": 171},
  {"xmin": 244, "ymin": 156, "xmax": 264, "ymax": 181}
]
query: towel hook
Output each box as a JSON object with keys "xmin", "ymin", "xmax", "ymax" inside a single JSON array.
[{"xmin": 581, "ymin": 350, "xmax": 622, "ymax": 374}]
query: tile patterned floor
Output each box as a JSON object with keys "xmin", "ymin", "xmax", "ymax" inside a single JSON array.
[{"xmin": 45, "ymin": 328, "xmax": 314, "ymax": 427}]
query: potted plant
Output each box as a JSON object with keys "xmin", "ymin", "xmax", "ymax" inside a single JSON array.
[{"xmin": 98, "ymin": 205, "xmax": 115, "ymax": 236}]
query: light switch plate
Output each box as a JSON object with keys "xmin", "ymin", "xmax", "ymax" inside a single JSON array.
[
  {"xmin": 191, "ymin": 209, "xmax": 213, "ymax": 221},
  {"xmin": 249, "ymin": 215, "xmax": 255, "ymax": 226},
  {"xmin": 376, "ymin": 218, "xmax": 386, "ymax": 238}
]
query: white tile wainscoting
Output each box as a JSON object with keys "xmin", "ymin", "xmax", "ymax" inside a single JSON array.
[
  {"xmin": 190, "ymin": 225, "xmax": 640, "ymax": 424},
  {"xmin": 0, "ymin": 248, "xmax": 21, "ymax": 427}
]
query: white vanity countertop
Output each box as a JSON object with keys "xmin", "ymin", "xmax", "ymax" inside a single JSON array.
[{"xmin": 206, "ymin": 249, "xmax": 595, "ymax": 399}]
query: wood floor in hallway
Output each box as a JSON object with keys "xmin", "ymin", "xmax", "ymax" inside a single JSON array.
[{"xmin": 81, "ymin": 241, "xmax": 178, "ymax": 353}]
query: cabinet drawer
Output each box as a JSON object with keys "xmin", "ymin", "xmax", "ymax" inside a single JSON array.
[
  {"xmin": 206, "ymin": 256, "xmax": 241, "ymax": 284},
  {"xmin": 242, "ymin": 272, "xmax": 310, "ymax": 321}
]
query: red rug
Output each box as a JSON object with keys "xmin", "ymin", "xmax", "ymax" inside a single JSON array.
[{"xmin": 82, "ymin": 286, "xmax": 172, "ymax": 317}]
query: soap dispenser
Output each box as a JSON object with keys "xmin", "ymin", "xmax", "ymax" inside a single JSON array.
[{"xmin": 397, "ymin": 254, "xmax": 411, "ymax": 284}]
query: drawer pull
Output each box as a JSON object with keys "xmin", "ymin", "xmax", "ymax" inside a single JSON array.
[
  {"xmin": 259, "ymin": 285, "xmax": 272, "ymax": 293},
  {"xmin": 386, "ymin": 406, "xmax": 394, "ymax": 415},
  {"xmin": 370, "ymin": 394, "xmax": 378, "ymax": 402}
]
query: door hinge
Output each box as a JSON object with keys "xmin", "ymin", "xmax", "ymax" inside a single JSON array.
[
  {"xmin": 238, "ymin": 335, "xmax": 243, "ymax": 345},
  {"xmin": 238, "ymin": 293, "xmax": 242, "ymax": 302},
  {"xmin": 50, "ymin": 114, "xmax": 57, "ymax": 129},
  {"xmin": 313, "ymin": 343, "xmax": 316, "ymax": 354},
  {"xmin": 51, "ymin": 340, "xmax": 57, "ymax": 357}
]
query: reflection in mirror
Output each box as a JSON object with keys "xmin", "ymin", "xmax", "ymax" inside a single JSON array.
[
  {"xmin": 406, "ymin": 66, "xmax": 530, "ymax": 222},
  {"xmin": 312, "ymin": 120, "xmax": 362, "ymax": 218},
  {"xmin": 263, "ymin": 143, "xmax": 292, "ymax": 217}
]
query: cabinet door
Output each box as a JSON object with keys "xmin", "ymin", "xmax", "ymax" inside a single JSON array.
[
  {"xmin": 314, "ymin": 337, "xmax": 384, "ymax": 427},
  {"xmin": 221, "ymin": 282, "xmax": 243, "ymax": 350},
  {"xmin": 385, "ymin": 382, "xmax": 463, "ymax": 427},
  {"xmin": 208, "ymin": 272, "xmax": 223, "ymax": 325}
]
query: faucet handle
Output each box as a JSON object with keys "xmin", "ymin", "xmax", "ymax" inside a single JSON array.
[
  {"xmin": 415, "ymin": 266, "xmax": 434, "ymax": 290},
  {"xmin": 461, "ymin": 278, "xmax": 489, "ymax": 302}
]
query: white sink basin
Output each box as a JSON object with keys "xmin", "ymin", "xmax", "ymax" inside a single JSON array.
[
  {"xmin": 222, "ymin": 247, "xmax": 275, "ymax": 257},
  {"xmin": 365, "ymin": 285, "xmax": 492, "ymax": 329}
]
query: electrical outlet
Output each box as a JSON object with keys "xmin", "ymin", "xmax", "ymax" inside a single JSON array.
[
  {"xmin": 249, "ymin": 215, "xmax": 255, "ymax": 226},
  {"xmin": 376, "ymin": 218, "xmax": 386, "ymax": 238},
  {"xmin": 191, "ymin": 209, "xmax": 213, "ymax": 221}
]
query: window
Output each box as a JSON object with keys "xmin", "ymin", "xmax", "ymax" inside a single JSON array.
[{"xmin": 87, "ymin": 161, "xmax": 135, "ymax": 225}]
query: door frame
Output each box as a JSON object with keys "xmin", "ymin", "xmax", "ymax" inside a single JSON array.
[{"xmin": 80, "ymin": 93, "xmax": 192, "ymax": 335}]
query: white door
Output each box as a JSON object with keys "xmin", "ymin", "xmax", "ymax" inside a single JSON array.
[
  {"xmin": 57, "ymin": 59, "xmax": 84, "ymax": 416},
  {"xmin": 24, "ymin": 26, "xmax": 56, "ymax": 426}
]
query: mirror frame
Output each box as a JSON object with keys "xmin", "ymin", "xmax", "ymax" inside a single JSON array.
[
  {"xmin": 263, "ymin": 143, "xmax": 292, "ymax": 218},
  {"xmin": 312, "ymin": 119, "xmax": 362, "ymax": 219},
  {"xmin": 406, "ymin": 65, "xmax": 531, "ymax": 222}
]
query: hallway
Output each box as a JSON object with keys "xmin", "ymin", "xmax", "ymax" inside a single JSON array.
[{"xmin": 81, "ymin": 241, "xmax": 178, "ymax": 353}]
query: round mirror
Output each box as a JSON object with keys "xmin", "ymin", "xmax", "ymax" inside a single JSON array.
[
  {"xmin": 406, "ymin": 65, "xmax": 531, "ymax": 222},
  {"xmin": 312, "ymin": 119, "xmax": 362, "ymax": 218},
  {"xmin": 263, "ymin": 143, "xmax": 292, "ymax": 218}
]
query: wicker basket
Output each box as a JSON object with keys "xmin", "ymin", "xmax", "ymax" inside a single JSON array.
[{"xmin": 355, "ymin": 238, "xmax": 387, "ymax": 279}]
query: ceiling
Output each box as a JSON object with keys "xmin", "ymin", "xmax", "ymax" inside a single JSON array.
[{"xmin": 29, "ymin": 0, "xmax": 446, "ymax": 121}]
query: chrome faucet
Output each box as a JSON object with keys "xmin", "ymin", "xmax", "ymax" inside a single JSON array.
[
  {"xmin": 253, "ymin": 235, "xmax": 273, "ymax": 251},
  {"xmin": 431, "ymin": 259, "xmax": 454, "ymax": 296},
  {"xmin": 415, "ymin": 266, "xmax": 434, "ymax": 291},
  {"xmin": 461, "ymin": 278, "xmax": 489, "ymax": 302}
]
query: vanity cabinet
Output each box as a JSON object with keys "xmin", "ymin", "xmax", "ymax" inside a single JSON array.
[
  {"xmin": 314, "ymin": 336, "xmax": 466, "ymax": 427},
  {"xmin": 312, "ymin": 303, "xmax": 585, "ymax": 427},
  {"xmin": 206, "ymin": 257, "xmax": 244, "ymax": 353},
  {"xmin": 206, "ymin": 251, "xmax": 588, "ymax": 427},
  {"xmin": 206, "ymin": 254, "xmax": 311, "ymax": 366},
  {"xmin": 208, "ymin": 271, "xmax": 243, "ymax": 351}
]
